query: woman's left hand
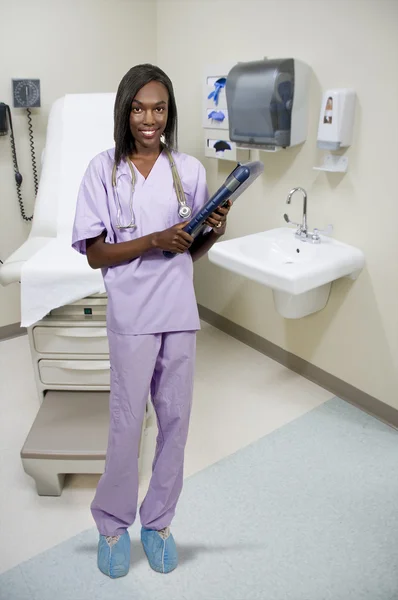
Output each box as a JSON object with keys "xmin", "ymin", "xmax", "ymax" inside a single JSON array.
[{"xmin": 205, "ymin": 200, "xmax": 232, "ymax": 236}]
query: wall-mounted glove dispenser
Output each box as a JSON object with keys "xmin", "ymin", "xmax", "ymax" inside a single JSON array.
[
  {"xmin": 204, "ymin": 64, "xmax": 250, "ymax": 162},
  {"xmin": 204, "ymin": 71, "xmax": 229, "ymax": 130}
]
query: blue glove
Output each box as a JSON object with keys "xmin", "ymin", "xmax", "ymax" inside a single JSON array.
[
  {"xmin": 207, "ymin": 77, "xmax": 226, "ymax": 106},
  {"xmin": 208, "ymin": 110, "xmax": 226, "ymax": 122}
]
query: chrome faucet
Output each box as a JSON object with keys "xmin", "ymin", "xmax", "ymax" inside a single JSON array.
[
  {"xmin": 283, "ymin": 187, "xmax": 333, "ymax": 243},
  {"xmin": 284, "ymin": 187, "xmax": 308, "ymax": 239}
]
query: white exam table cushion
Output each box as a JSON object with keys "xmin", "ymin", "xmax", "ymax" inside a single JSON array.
[
  {"xmin": 0, "ymin": 237, "xmax": 52, "ymax": 286},
  {"xmin": 0, "ymin": 93, "xmax": 115, "ymax": 325},
  {"xmin": 20, "ymin": 236, "xmax": 104, "ymax": 328}
]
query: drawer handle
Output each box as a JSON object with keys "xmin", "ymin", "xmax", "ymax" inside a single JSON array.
[
  {"xmin": 55, "ymin": 361, "xmax": 110, "ymax": 371},
  {"xmin": 54, "ymin": 329, "xmax": 108, "ymax": 339}
]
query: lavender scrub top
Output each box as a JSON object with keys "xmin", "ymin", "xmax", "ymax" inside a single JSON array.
[{"xmin": 72, "ymin": 148, "xmax": 209, "ymax": 335}]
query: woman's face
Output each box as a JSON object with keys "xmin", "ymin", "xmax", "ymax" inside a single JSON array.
[{"xmin": 129, "ymin": 81, "xmax": 169, "ymax": 152}]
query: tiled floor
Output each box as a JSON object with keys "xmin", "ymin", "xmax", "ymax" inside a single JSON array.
[{"xmin": 0, "ymin": 322, "xmax": 333, "ymax": 574}]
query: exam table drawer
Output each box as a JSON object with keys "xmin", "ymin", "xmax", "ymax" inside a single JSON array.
[
  {"xmin": 38, "ymin": 360, "xmax": 110, "ymax": 386},
  {"xmin": 33, "ymin": 327, "xmax": 109, "ymax": 355}
]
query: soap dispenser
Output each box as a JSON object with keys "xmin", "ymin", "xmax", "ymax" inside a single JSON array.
[{"xmin": 314, "ymin": 88, "xmax": 356, "ymax": 172}]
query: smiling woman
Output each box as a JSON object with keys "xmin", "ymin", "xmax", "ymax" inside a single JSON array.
[
  {"xmin": 129, "ymin": 82, "xmax": 170, "ymax": 177},
  {"xmin": 130, "ymin": 85, "xmax": 168, "ymax": 145},
  {"xmin": 113, "ymin": 64, "xmax": 178, "ymax": 166},
  {"xmin": 71, "ymin": 63, "xmax": 231, "ymax": 580}
]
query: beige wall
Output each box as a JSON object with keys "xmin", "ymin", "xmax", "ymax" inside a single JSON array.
[
  {"xmin": 1, "ymin": 0, "xmax": 397, "ymax": 409},
  {"xmin": 0, "ymin": 0, "xmax": 156, "ymax": 327},
  {"xmin": 156, "ymin": 0, "xmax": 398, "ymax": 408}
]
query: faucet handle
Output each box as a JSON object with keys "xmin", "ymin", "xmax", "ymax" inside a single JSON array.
[
  {"xmin": 284, "ymin": 213, "xmax": 302, "ymax": 230},
  {"xmin": 310, "ymin": 224, "xmax": 333, "ymax": 242},
  {"xmin": 313, "ymin": 224, "xmax": 333, "ymax": 236}
]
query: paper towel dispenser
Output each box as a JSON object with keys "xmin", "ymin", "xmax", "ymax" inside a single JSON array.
[{"xmin": 226, "ymin": 58, "xmax": 311, "ymax": 151}]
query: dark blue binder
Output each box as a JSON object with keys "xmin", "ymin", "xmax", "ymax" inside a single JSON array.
[{"xmin": 163, "ymin": 160, "xmax": 264, "ymax": 258}]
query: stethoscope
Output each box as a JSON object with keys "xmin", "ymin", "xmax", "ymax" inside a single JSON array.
[{"xmin": 111, "ymin": 145, "xmax": 192, "ymax": 229}]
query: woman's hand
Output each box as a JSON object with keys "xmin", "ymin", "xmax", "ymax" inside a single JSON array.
[
  {"xmin": 152, "ymin": 222, "xmax": 194, "ymax": 253},
  {"xmin": 205, "ymin": 200, "xmax": 232, "ymax": 236}
]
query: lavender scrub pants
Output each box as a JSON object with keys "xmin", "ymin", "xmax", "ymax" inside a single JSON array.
[{"xmin": 91, "ymin": 330, "xmax": 196, "ymax": 537}]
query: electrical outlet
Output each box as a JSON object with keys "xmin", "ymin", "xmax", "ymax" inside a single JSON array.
[{"xmin": 12, "ymin": 79, "xmax": 41, "ymax": 108}]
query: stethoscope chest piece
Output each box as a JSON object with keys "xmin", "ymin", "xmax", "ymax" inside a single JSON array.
[{"xmin": 178, "ymin": 204, "xmax": 192, "ymax": 219}]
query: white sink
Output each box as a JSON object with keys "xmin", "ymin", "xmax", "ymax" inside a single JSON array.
[{"xmin": 208, "ymin": 227, "xmax": 365, "ymax": 318}]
